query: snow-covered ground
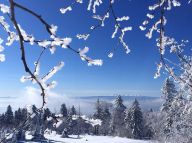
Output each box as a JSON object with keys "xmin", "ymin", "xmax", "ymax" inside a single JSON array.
[
  {"xmin": 20, "ymin": 131, "xmax": 157, "ymax": 143},
  {"xmin": 43, "ymin": 133, "xmax": 156, "ymax": 143}
]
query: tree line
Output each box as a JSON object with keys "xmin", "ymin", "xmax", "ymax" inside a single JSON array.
[
  {"xmin": 1, "ymin": 78, "xmax": 191, "ymax": 142},
  {"xmin": 0, "ymin": 96, "xmax": 153, "ymax": 142}
]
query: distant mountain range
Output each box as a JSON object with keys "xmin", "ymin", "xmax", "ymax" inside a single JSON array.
[
  {"xmin": 78, "ymin": 95, "xmax": 160, "ymax": 101},
  {"xmin": 75, "ymin": 95, "xmax": 162, "ymax": 112},
  {"xmin": 0, "ymin": 96, "xmax": 16, "ymax": 99},
  {"xmin": 0, "ymin": 95, "xmax": 162, "ymax": 114}
]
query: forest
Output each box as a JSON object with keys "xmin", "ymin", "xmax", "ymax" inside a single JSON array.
[{"xmin": 0, "ymin": 78, "xmax": 190, "ymax": 142}]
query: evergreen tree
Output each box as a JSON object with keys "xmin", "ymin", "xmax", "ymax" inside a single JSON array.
[
  {"xmin": 92, "ymin": 99, "xmax": 111, "ymax": 135},
  {"xmin": 102, "ymin": 104, "xmax": 111, "ymax": 121},
  {"xmin": 70, "ymin": 105, "xmax": 76, "ymax": 116},
  {"xmin": 32, "ymin": 105, "xmax": 37, "ymax": 113},
  {"xmin": 162, "ymin": 78, "xmax": 177, "ymax": 112},
  {"xmin": 4, "ymin": 105, "xmax": 14, "ymax": 125},
  {"xmin": 161, "ymin": 78, "xmax": 178, "ymax": 136},
  {"xmin": 93, "ymin": 99, "xmax": 103, "ymax": 120},
  {"xmin": 21, "ymin": 108, "xmax": 28, "ymax": 121},
  {"xmin": 142, "ymin": 109, "xmax": 155, "ymax": 139},
  {"xmin": 14, "ymin": 108, "xmax": 22, "ymax": 126},
  {"xmin": 111, "ymin": 95, "xmax": 126, "ymax": 136},
  {"xmin": 125, "ymin": 99, "xmax": 144, "ymax": 139},
  {"xmin": 0, "ymin": 113, "xmax": 5, "ymax": 126},
  {"xmin": 100, "ymin": 103, "xmax": 111, "ymax": 135},
  {"xmin": 160, "ymin": 88, "xmax": 190, "ymax": 142},
  {"xmin": 60, "ymin": 103, "xmax": 68, "ymax": 117},
  {"xmin": 16, "ymin": 108, "xmax": 26, "ymax": 141}
]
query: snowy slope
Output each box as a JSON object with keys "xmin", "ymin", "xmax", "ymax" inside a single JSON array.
[{"xmin": 43, "ymin": 134, "xmax": 156, "ymax": 143}]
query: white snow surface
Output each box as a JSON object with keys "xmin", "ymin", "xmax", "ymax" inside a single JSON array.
[
  {"xmin": 22, "ymin": 131, "xmax": 157, "ymax": 143},
  {"xmin": 43, "ymin": 133, "xmax": 155, "ymax": 143}
]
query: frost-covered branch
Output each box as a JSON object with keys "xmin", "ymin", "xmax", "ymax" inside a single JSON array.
[
  {"xmin": 0, "ymin": 0, "xmax": 103, "ymax": 108},
  {"xmin": 9, "ymin": 0, "xmax": 48, "ymax": 107},
  {"xmin": 143, "ymin": 1, "xmax": 192, "ymax": 97},
  {"xmin": 61, "ymin": 0, "xmax": 132, "ymax": 57},
  {"xmin": 14, "ymin": 1, "xmax": 103, "ymax": 66},
  {"xmin": 155, "ymin": 37, "xmax": 192, "ymax": 95},
  {"xmin": 60, "ymin": 0, "xmax": 83, "ymax": 14}
]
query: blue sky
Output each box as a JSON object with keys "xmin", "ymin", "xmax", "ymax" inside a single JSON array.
[{"xmin": 0, "ymin": 0, "xmax": 191, "ymax": 104}]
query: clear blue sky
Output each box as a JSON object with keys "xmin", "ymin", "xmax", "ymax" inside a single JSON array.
[{"xmin": 0, "ymin": 0, "xmax": 191, "ymax": 99}]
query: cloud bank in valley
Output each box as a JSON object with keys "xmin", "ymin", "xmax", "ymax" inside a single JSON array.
[{"xmin": 0, "ymin": 87, "xmax": 162, "ymax": 114}]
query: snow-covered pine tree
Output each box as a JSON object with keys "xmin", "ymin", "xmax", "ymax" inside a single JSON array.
[
  {"xmin": 14, "ymin": 108, "xmax": 22, "ymax": 126},
  {"xmin": 102, "ymin": 104, "xmax": 111, "ymax": 120},
  {"xmin": 20, "ymin": 108, "xmax": 28, "ymax": 124},
  {"xmin": 111, "ymin": 95, "xmax": 126, "ymax": 137},
  {"xmin": 142, "ymin": 109, "xmax": 155, "ymax": 139},
  {"xmin": 93, "ymin": 99, "xmax": 103, "ymax": 120},
  {"xmin": 32, "ymin": 105, "xmax": 37, "ymax": 113},
  {"xmin": 15, "ymin": 108, "xmax": 28, "ymax": 141},
  {"xmin": 0, "ymin": 114, "xmax": 5, "ymax": 127},
  {"xmin": 125, "ymin": 99, "xmax": 144, "ymax": 139},
  {"xmin": 162, "ymin": 78, "xmax": 178, "ymax": 112},
  {"xmin": 100, "ymin": 102, "xmax": 111, "ymax": 135},
  {"xmin": 161, "ymin": 78, "xmax": 178, "ymax": 137},
  {"xmin": 66, "ymin": 113, "xmax": 74, "ymax": 135},
  {"xmin": 4, "ymin": 105, "xmax": 14, "ymax": 126},
  {"xmin": 70, "ymin": 105, "xmax": 76, "ymax": 116},
  {"xmin": 92, "ymin": 99, "xmax": 111, "ymax": 135},
  {"xmin": 62, "ymin": 106, "xmax": 78, "ymax": 136},
  {"xmin": 167, "ymin": 90, "xmax": 187, "ymax": 142},
  {"xmin": 92, "ymin": 99, "xmax": 103, "ymax": 135},
  {"xmin": 60, "ymin": 103, "xmax": 68, "ymax": 117}
]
